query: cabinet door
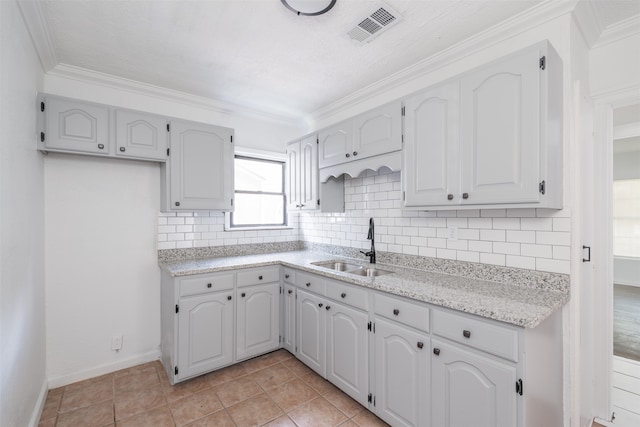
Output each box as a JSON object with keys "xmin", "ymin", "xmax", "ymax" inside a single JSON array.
[
  {"xmin": 318, "ymin": 120, "xmax": 352, "ymax": 168},
  {"xmin": 283, "ymin": 284, "xmax": 296, "ymax": 353},
  {"xmin": 45, "ymin": 97, "xmax": 109, "ymax": 154},
  {"xmin": 178, "ymin": 292, "xmax": 234, "ymax": 380},
  {"xmin": 403, "ymin": 83, "xmax": 460, "ymax": 207},
  {"xmin": 431, "ymin": 340, "xmax": 517, "ymax": 427},
  {"xmin": 299, "ymin": 135, "xmax": 318, "ymax": 210},
  {"xmin": 352, "ymin": 101, "xmax": 402, "ymax": 160},
  {"xmin": 326, "ymin": 301, "xmax": 369, "ymax": 405},
  {"xmin": 460, "ymin": 47, "xmax": 541, "ymax": 205},
  {"xmin": 374, "ymin": 318, "xmax": 429, "ymax": 427},
  {"xmin": 236, "ymin": 282, "xmax": 281, "ymax": 360},
  {"xmin": 286, "ymin": 141, "xmax": 301, "ymax": 210},
  {"xmin": 115, "ymin": 109, "xmax": 168, "ymax": 161},
  {"xmin": 168, "ymin": 120, "xmax": 234, "ymax": 210},
  {"xmin": 297, "ymin": 289, "xmax": 326, "ymax": 376}
]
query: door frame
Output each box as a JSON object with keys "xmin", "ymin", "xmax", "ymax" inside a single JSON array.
[{"xmin": 590, "ymin": 84, "xmax": 640, "ymax": 424}]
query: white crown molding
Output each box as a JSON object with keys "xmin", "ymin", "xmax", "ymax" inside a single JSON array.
[
  {"xmin": 572, "ymin": 0, "xmax": 603, "ymax": 47},
  {"xmin": 614, "ymin": 122, "xmax": 640, "ymax": 140},
  {"xmin": 310, "ymin": 0, "xmax": 579, "ymax": 123},
  {"xmin": 591, "ymin": 83, "xmax": 640, "ymax": 105},
  {"xmin": 593, "ymin": 14, "xmax": 640, "ymax": 48},
  {"xmin": 17, "ymin": 0, "xmax": 58, "ymax": 72},
  {"xmin": 47, "ymin": 64, "xmax": 304, "ymax": 126}
]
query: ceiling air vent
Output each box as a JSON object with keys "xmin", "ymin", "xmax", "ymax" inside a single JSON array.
[{"xmin": 346, "ymin": 3, "xmax": 402, "ymax": 44}]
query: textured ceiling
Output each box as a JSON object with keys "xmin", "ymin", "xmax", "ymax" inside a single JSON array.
[{"xmin": 40, "ymin": 0, "xmax": 638, "ymax": 120}]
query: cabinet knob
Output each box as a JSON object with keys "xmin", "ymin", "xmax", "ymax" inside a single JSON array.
[
  {"xmin": 207, "ymin": 283, "xmax": 212, "ymax": 288},
  {"xmin": 462, "ymin": 193, "xmax": 469, "ymax": 199},
  {"xmin": 295, "ymin": 204, "xmax": 300, "ymax": 208},
  {"xmin": 393, "ymin": 309, "xmax": 400, "ymax": 316},
  {"xmin": 447, "ymin": 194, "xmax": 454, "ymax": 200},
  {"xmin": 306, "ymin": 282, "xmax": 311, "ymax": 287},
  {"xmin": 433, "ymin": 348, "xmax": 441, "ymax": 356},
  {"xmin": 119, "ymin": 147, "xmax": 126, "ymax": 152},
  {"xmin": 288, "ymin": 289, "xmax": 293, "ymax": 294},
  {"xmin": 345, "ymin": 153, "xmax": 350, "ymax": 158},
  {"xmin": 258, "ymin": 275, "xmax": 263, "ymax": 280},
  {"xmin": 241, "ymin": 292, "xmax": 246, "ymax": 298},
  {"xmin": 227, "ymin": 295, "xmax": 232, "ymax": 301},
  {"xmin": 325, "ymin": 305, "xmax": 331, "ymax": 311},
  {"xmin": 352, "ymin": 151, "xmax": 358, "ymax": 156},
  {"xmin": 463, "ymin": 330, "xmax": 471, "ymax": 338},
  {"xmin": 318, "ymin": 303, "xmax": 323, "ymax": 308},
  {"xmin": 417, "ymin": 342, "xmax": 424, "ymax": 349},
  {"xmin": 98, "ymin": 144, "xmax": 104, "ymax": 149},
  {"xmin": 175, "ymin": 201, "xmax": 181, "ymax": 207},
  {"xmin": 341, "ymin": 293, "xmax": 346, "ymax": 298},
  {"xmin": 285, "ymin": 274, "xmax": 290, "ymax": 279},
  {"xmin": 300, "ymin": 204, "xmax": 305, "ymax": 207}
]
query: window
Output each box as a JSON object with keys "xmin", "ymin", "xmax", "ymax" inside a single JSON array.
[
  {"xmin": 613, "ymin": 178, "xmax": 640, "ymax": 257},
  {"xmin": 229, "ymin": 156, "xmax": 286, "ymax": 228}
]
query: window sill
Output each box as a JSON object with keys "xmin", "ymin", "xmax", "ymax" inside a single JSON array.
[{"xmin": 224, "ymin": 225, "xmax": 294, "ymax": 232}]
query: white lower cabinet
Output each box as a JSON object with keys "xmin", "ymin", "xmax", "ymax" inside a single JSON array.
[
  {"xmin": 431, "ymin": 339, "xmax": 517, "ymax": 427},
  {"xmin": 297, "ymin": 289, "xmax": 326, "ymax": 376},
  {"xmin": 178, "ymin": 291, "xmax": 234, "ymax": 380},
  {"xmin": 283, "ymin": 283, "xmax": 296, "ymax": 353},
  {"xmin": 373, "ymin": 317, "xmax": 429, "ymax": 427},
  {"xmin": 236, "ymin": 282, "xmax": 280, "ymax": 361}
]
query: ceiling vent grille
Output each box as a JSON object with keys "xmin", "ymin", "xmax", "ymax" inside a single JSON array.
[{"xmin": 346, "ymin": 3, "xmax": 402, "ymax": 44}]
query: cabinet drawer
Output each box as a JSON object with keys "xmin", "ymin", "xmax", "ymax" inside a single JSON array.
[
  {"xmin": 296, "ymin": 271, "xmax": 326, "ymax": 295},
  {"xmin": 179, "ymin": 273, "xmax": 234, "ymax": 297},
  {"xmin": 325, "ymin": 279, "xmax": 368, "ymax": 311},
  {"xmin": 237, "ymin": 266, "xmax": 280, "ymax": 287},
  {"xmin": 283, "ymin": 268, "xmax": 296, "ymax": 284},
  {"xmin": 374, "ymin": 293, "xmax": 429, "ymax": 332},
  {"xmin": 432, "ymin": 309, "xmax": 519, "ymax": 362}
]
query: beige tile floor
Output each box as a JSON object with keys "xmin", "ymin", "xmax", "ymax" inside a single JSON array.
[{"xmin": 38, "ymin": 349, "xmax": 389, "ymax": 427}]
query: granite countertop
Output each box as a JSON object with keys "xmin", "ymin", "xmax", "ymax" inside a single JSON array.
[{"xmin": 160, "ymin": 250, "xmax": 569, "ymax": 329}]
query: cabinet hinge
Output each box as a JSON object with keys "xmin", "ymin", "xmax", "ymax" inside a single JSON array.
[
  {"xmin": 279, "ymin": 335, "xmax": 282, "ymax": 343},
  {"xmin": 539, "ymin": 180, "xmax": 546, "ymax": 195},
  {"xmin": 317, "ymin": 199, "xmax": 320, "ymax": 206},
  {"xmin": 175, "ymin": 366, "xmax": 179, "ymax": 376},
  {"xmin": 401, "ymin": 134, "xmax": 404, "ymax": 143},
  {"xmin": 368, "ymin": 393, "xmax": 372, "ymax": 403},
  {"xmin": 539, "ymin": 56, "xmax": 546, "ymax": 70},
  {"xmin": 40, "ymin": 132, "xmax": 45, "ymax": 142},
  {"xmin": 516, "ymin": 379, "xmax": 523, "ymax": 396},
  {"xmin": 40, "ymin": 101, "xmax": 45, "ymax": 112},
  {"xmin": 175, "ymin": 304, "xmax": 179, "ymax": 314},
  {"xmin": 166, "ymin": 148, "xmax": 170, "ymax": 156},
  {"xmin": 367, "ymin": 321, "xmax": 372, "ymax": 331},
  {"xmin": 166, "ymin": 123, "xmax": 170, "ymax": 132},
  {"xmin": 402, "ymin": 191, "xmax": 405, "ymax": 201},
  {"xmin": 230, "ymin": 135, "xmax": 233, "ymax": 143},
  {"xmin": 316, "ymin": 138, "xmax": 319, "ymax": 144},
  {"xmin": 280, "ymin": 287, "xmax": 283, "ymax": 294},
  {"xmin": 230, "ymin": 198, "xmax": 233, "ymax": 206},
  {"xmin": 401, "ymin": 106, "xmax": 405, "ymax": 116}
]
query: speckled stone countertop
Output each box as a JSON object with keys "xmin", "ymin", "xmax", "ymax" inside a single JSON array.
[{"xmin": 160, "ymin": 249, "xmax": 569, "ymax": 329}]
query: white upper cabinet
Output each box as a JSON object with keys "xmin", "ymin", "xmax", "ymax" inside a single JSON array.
[
  {"xmin": 318, "ymin": 101, "xmax": 402, "ymax": 169},
  {"xmin": 163, "ymin": 119, "xmax": 234, "ymax": 211},
  {"xmin": 286, "ymin": 135, "xmax": 319, "ymax": 211},
  {"xmin": 43, "ymin": 96, "xmax": 110, "ymax": 155},
  {"xmin": 115, "ymin": 109, "xmax": 169, "ymax": 161},
  {"xmin": 403, "ymin": 40, "xmax": 562, "ymax": 209}
]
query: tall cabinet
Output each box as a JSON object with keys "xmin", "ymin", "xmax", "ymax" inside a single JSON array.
[{"xmin": 286, "ymin": 134, "xmax": 318, "ymax": 211}]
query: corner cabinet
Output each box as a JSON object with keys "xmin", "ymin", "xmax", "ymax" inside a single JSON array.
[
  {"xmin": 286, "ymin": 135, "xmax": 319, "ymax": 211},
  {"xmin": 161, "ymin": 119, "xmax": 234, "ymax": 211},
  {"xmin": 403, "ymin": 40, "xmax": 563, "ymax": 209}
]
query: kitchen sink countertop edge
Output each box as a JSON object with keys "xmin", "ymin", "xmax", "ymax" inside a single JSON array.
[{"xmin": 160, "ymin": 250, "xmax": 569, "ymax": 329}]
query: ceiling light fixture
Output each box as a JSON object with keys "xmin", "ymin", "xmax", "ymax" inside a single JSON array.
[{"xmin": 281, "ymin": 0, "xmax": 337, "ymax": 16}]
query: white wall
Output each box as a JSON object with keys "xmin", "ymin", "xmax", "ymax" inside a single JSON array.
[
  {"xmin": 590, "ymin": 33, "xmax": 640, "ymax": 96},
  {"xmin": 0, "ymin": 1, "xmax": 47, "ymax": 426}
]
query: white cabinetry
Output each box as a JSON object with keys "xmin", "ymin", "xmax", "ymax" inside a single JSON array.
[
  {"xmin": 318, "ymin": 101, "xmax": 402, "ymax": 168},
  {"xmin": 162, "ymin": 119, "xmax": 234, "ymax": 211},
  {"xmin": 283, "ymin": 279, "xmax": 296, "ymax": 353},
  {"xmin": 236, "ymin": 282, "xmax": 280, "ymax": 361},
  {"xmin": 403, "ymin": 40, "xmax": 562, "ymax": 209},
  {"xmin": 297, "ymin": 288, "xmax": 326, "ymax": 376},
  {"xmin": 114, "ymin": 109, "xmax": 169, "ymax": 161},
  {"xmin": 286, "ymin": 134, "xmax": 318, "ymax": 211}
]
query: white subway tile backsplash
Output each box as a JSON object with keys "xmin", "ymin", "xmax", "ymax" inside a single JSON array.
[
  {"xmin": 447, "ymin": 239, "xmax": 468, "ymax": 251},
  {"xmin": 553, "ymin": 246, "xmax": 571, "ymax": 260},
  {"xmin": 492, "ymin": 218, "xmax": 520, "ymax": 230},
  {"xmin": 437, "ymin": 248, "xmax": 457, "ymax": 260},
  {"xmin": 536, "ymin": 231, "xmax": 570, "ymax": 246},
  {"xmin": 521, "ymin": 244, "xmax": 553, "ymax": 258},
  {"xmin": 468, "ymin": 218, "xmax": 493, "ymax": 229},
  {"xmin": 468, "ymin": 240, "xmax": 493, "ymax": 253},
  {"xmin": 492, "ymin": 242, "xmax": 520, "ymax": 255},
  {"xmin": 458, "ymin": 228, "xmax": 480, "ymax": 240},
  {"xmin": 553, "ymin": 218, "xmax": 571, "ymax": 232},
  {"xmin": 479, "ymin": 229, "xmax": 506, "ymax": 242},
  {"xmin": 428, "ymin": 238, "xmax": 448, "ymax": 249},
  {"xmin": 521, "ymin": 218, "xmax": 553, "ymax": 231},
  {"xmin": 506, "ymin": 230, "xmax": 536, "ymax": 243},
  {"xmin": 506, "ymin": 255, "xmax": 536, "ymax": 269},
  {"xmin": 457, "ymin": 251, "xmax": 480, "ymax": 263},
  {"xmin": 536, "ymin": 258, "xmax": 570, "ymax": 274},
  {"xmin": 481, "ymin": 209, "xmax": 506, "ymax": 217},
  {"xmin": 480, "ymin": 253, "xmax": 506, "ymax": 266}
]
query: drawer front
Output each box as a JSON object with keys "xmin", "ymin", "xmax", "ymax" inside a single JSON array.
[
  {"xmin": 296, "ymin": 271, "xmax": 326, "ymax": 296},
  {"xmin": 179, "ymin": 273, "xmax": 234, "ymax": 297},
  {"xmin": 325, "ymin": 279, "xmax": 368, "ymax": 311},
  {"xmin": 237, "ymin": 266, "xmax": 281, "ymax": 288},
  {"xmin": 374, "ymin": 293, "xmax": 429, "ymax": 332},
  {"xmin": 283, "ymin": 268, "xmax": 296, "ymax": 284},
  {"xmin": 432, "ymin": 309, "xmax": 519, "ymax": 362}
]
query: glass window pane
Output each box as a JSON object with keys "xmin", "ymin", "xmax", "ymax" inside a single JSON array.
[
  {"xmin": 613, "ymin": 178, "xmax": 640, "ymax": 257},
  {"xmin": 232, "ymin": 194, "xmax": 285, "ymax": 226},
  {"xmin": 235, "ymin": 158, "xmax": 283, "ymax": 193}
]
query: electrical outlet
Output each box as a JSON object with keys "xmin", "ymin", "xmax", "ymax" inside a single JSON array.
[
  {"xmin": 111, "ymin": 335, "xmax": 123, "ymax": 351},
  {"xmin": 447, "ymin": 227, "xmax": 458, "ymax": 240}
]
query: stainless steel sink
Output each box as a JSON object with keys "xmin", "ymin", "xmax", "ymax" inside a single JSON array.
[{"xmin": 311, "ymin": 260, "xmax": 393, "ymax": 277}]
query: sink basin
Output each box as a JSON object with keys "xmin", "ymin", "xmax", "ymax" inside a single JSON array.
[
  {"xmin": 347, "ymin": 267, "xmax": 393, "ymax": 277},
  {"xmin": 311, "ymin": 260, "xmax": 393, "ymax": 277}
]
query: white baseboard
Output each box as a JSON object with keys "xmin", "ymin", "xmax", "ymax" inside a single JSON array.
[
  {"xmin": 28, "ymin": 379, "xmax": 49, "ymax": 427},
  {"xmin": 47, "ymin": 349, "xmax": 161, "ymax": 389}
]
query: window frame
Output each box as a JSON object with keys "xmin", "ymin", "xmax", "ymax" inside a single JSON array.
[{"xmin": 228, "ymin": 155, "xmax": 288, "ymax": 229}]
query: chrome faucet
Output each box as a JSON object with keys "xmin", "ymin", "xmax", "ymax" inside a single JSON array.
[{"xmin": 360, "ymin": 217, "xmax": 376, "ymax": 264}]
